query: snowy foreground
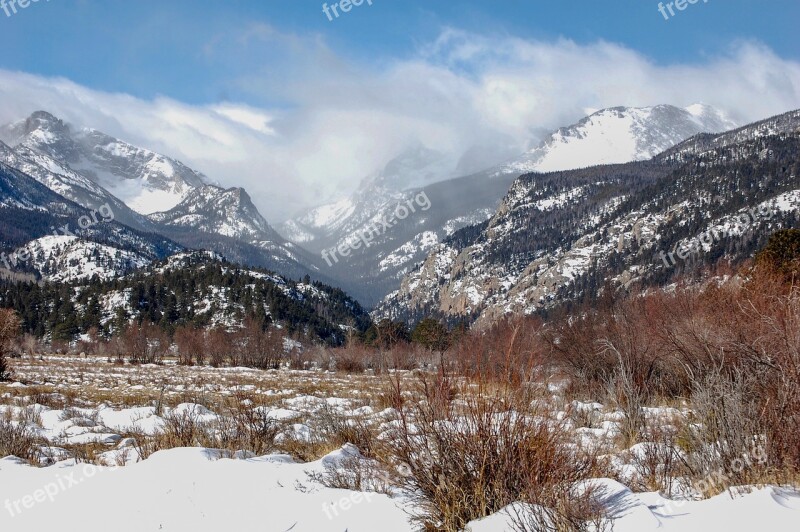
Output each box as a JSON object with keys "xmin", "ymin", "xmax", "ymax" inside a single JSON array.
[
  {"xmin": 1, "ymin": 445, "xmax": 798, "ymax": 532},
  {"xmin": 1, "ymin": 356, "xmax": 799, "ymax": 531}
]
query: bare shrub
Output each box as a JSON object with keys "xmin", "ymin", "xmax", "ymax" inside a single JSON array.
[
  {"xmin": 628, "ymin": 423, "xmax": 686, "ymax": 495},
  {"xmin": 566, "ymin": 403, "xmax": 602, "ymax": 430},
  {"xmin": 0, "ymin": 309, "xmax": 21, "ymax": 381},
  {"xmin": 288, "ymin": 348, "xmax": 313, "ymax": 370},
  {"xmin": 737, "ymin": 274, "xmax": 800, "ymax": 477},
  {"xmin": 545, "ymin": 312, "xmax": 612, "ymax": 399},
  {"xmin": 334, "ymin": 351, "xmax": 367, "ymax": 374},
  {"xmin": 122, "ymin": 321, "xmax": 169, "ymax": 365},
  {"xmin": 156, "ymin": 407, "xmax": 216, "ymax": 449},
  {"xmin": 123, "ymin": 426, "xmax": 160, "ymax": 461},
  {"xmin": 0, "ymin": 419, "xmax": 42, "ymax": 463},
  {"xmin": 279, "ymin": 435, "xmax": 339, "ymax": 463},
  {"xmin": 450, "ymin": 318, "xmax": 544, "ymax": 389},
  {"xmin": 682, "ymin": 365, "xmax": 766, "ymax": 489},
  {"xmin": 309, "ymin": 448, "xmax": 393, "ymax": 495},
  {"xmin": 602, "ymin": 342, "xmax": 648, "ymax": 447},
  {"xmin": 18, "ymin": 333, "xmax": 42, "ymax": 358},
  {"xmin": 386, "ymin": 373, "xmax": 604, "ymax": 531},
  {"xmin": 235, "ymin": 319, "xmax": 285, "ymax": 370},
  {"xmin": 315, "ymin": 406, "xmax": 382, "ymax": 459},
  {"xmin": 546, "ymin": 257, "xmax": 800, "ymax": 489},
  {"xmin": 215, "ymin": 394, "xmax": 282, "ymax": 456},
  {"xmin": 62, "ymin": 442, "xmax": 106, "ymax": 465},
  {"xmin": 508, "ymin": 482, "xmax": 613, "ymax": 532},
  {"xmin": 23, "ymin": 387, "xmax": 65, "ymax": 409},
  {"xmin": 386, "ymin": 342, "xmax": 422, "ymax": 371},
  {"xmin": 174, "ymin": 326, "xmax": 206, "ymax": 366},
  {"xmin": 206, "ymin": 328, "xmax": 232, "ymax": 368}
]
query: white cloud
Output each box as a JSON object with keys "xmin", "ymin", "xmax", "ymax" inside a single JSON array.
[
  {"xmin": 211, "ymin": 104, "xmax": 276, "ymax": 136},
  {"xmin": 0, "ymin": 30, "xmax": 798, "ymax": 223}
]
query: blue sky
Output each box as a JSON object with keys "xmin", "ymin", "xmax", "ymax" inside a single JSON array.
[
  {"xmin": 0, "ymin": 0, "xmax": 798, "ymax": 220},
  {"xmin": 1, "ymin": 0, "xmax": 797, "ymax": 107}
]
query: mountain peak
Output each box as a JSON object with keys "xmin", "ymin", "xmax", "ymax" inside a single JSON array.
[
  {"xmin": 23, "ymin": 110, "xmax": 71, "ymax": 137},
  {"xmin": 496, "ymin": 103, "xmax": 739, "ymax": 176},
  {"xmin": 360, "ymin": 143, "xmax": 454, "ymax": 192},
  {"xmin": 148, "ymin": 184, "xmax": 279, "ymax": 244},
  {"xmin": 0, "ymin": 110, "xmax": 71, "ymax": 147},
  {"xmin": 0, "ymin": 112, "xmax": 211, "ymax": 215},
  {"xmin": 28, "ymin": 110, "xmax": 62, "ymax": 122}
]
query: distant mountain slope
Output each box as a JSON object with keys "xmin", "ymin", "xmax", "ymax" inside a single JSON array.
[
  {"xmin": 0, "ymin": 112, "xmax": 326, "ymax": 284},
  {"xmin": 375, "ymin": 109, "xmax": 800, "ymax": 326},
  {"xmin": 496, "ymin": 104, "xmax": 735, "ymax": 175},
  {"xmin": 0, "ymin": 251, "xmax": 372, "ymax": 345},
  {"xmin": 279, "ymin": 144, "xmax": 454, "ymax": 248},
  {"xmin": 280, "ymin": 104, "xmax": 737, "ymax": 306},
  {"xmin": 147, "ymin": 184, "xmax": 329, "ymax": 281},
  {"xmin": 0, "ymin": 111, "xmax": 208, "ymax": 214},
  {"xmin": 0, "ymin": 162, "xmax": 182, "ymax": 279},
  {"xmin": 0, "ymin": 139, "xmax": 156, "ymax": 233},
  {"xmin": 11, "ymin": 235, "xmax": 151, "ymax": 283},
  {"xmin": 149, "ymin": 185, "xmax": 285, "ymax": 243}
]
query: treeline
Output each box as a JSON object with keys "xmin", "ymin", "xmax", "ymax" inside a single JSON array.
[
  {"xmin": 56, "ymin": 316, "xmax": 463, "ymax": 370},
  {"xmin": 75, "ymin": 318, "xmax": 289, "ymax": 368},
  {"xmin": 0, "ymin": 255, "xmax": 371, "ymax": 347},
  {"xmin": 400, "ymin": 134, "xmax": 800, "ymax": 327},
  {"xmin": 451, "ymin": 229, "xmax": 800, "ymax": 480}
]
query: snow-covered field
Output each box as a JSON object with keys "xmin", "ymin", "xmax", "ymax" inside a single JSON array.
[{"xmin": 1, "ymin": 355, "xmax": 798, "ymax": 531}]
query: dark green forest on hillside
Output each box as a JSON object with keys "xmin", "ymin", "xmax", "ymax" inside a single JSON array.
[{"xmin": 0, "ymin": 255, "xmax": 372, "ymax": 346}]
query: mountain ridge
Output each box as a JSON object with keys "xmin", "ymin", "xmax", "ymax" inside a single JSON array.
[
  {"xmin": 279, "ymin": 103, "xmax": 739, "ymax": 306},
  {"xmin": 373, "ymin": 108, "xmax": 800, "ymax": 326}
]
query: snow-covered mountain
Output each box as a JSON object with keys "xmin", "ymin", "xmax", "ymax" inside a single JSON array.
[
  {"xmin": 0, "ymin": 111, "xmax": 330, "ymax": 283},
  {"xmin": 11, "ymin": 235, "xmax": 151, "ymax": 283},
  {"xmin": 279, "ymin": 144, "xmax": 455, "ymax": 247},
  {"xmin": 149, "ymin": 185, "xmax": 284, "ymax": 244},
  {"xmin": 0, "ymin": 159, "xmax": 183, "ymax": 280},
  {"xmin": 0, "ymin": 111, "xmax": 208, "ymax": 215},
  {"xmin": 0, "ymin": 105, "xmax": 750, "ymax": 307},
  {"xmin": 495, "ymin": 104, "xmax": 736, "ymax": 176},
  {"xmin": 280, "ymin": 104, "xmax": 738, "ymax": 306},
  {"xmin": 0, "ymin": 250, "xmax": 372, "ymax": 345},
  {"xmin": 145, "ymin": 183, "xmax": 324, "ymax": 280},
  {"xmin": 0, "ymin": 138, "xmax": 155, "ymax": 232},
  {"xmin": 374, "ymin": 109, "xmax": 800, "ymax": 326}
]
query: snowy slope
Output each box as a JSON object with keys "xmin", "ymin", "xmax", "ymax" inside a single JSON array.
[
  {"xmin": 279, "ymin": 144, "xmax": 453, "ymax": 247},
  {"xmin": 0, "ymin": 140, "xmax": 155, "ymax": 232},
  {"xmin": 280, "ymin": 104, "xmax": 735, "ymax": 305},
  {"xmin": 376, "ymin": 108, "xmax": 800, "ymax": 325},
  {"xmin": 0, "ymin": 111, "xmax": 208, "ymax": 215},
  {"xmin": 11, "ymin": 235, "xmax": 151, "ymax": 282},
  {"xmin": 496, "ymin": 104, "xmax": 736, "ymax": 175},
  {"xmin": 0, "ymin": 112, "xmax": 326, "ymax": 283},
  {"xmin": 147, "ymin": 184, "xmax": 322, "ymax": 278},
  {"xmin": 0, "ymin": 161, "xmax": 182, "ymax": 271},
  {"xmin": 148, "ymin": 185, "xmax": 280, "ymax": 243},
  {"xmin": 0, "ymin": 446, "xmax": 797, "ymax": 532},
  {"xmin": 467, "ymin": 483, "xmax": 800, "ymax": 532}
]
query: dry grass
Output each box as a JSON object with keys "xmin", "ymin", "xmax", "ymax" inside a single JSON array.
[
  {"xmin": 2, "ymin": 265, "xmax": 798, "ymax": 524},
  {"xmin": 0, "ymin": 418, "xmax": 42, "ymax": 464},
  {"xmin": 385, "ymin": 371, "xmax": 608, "ymax": 532}
]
